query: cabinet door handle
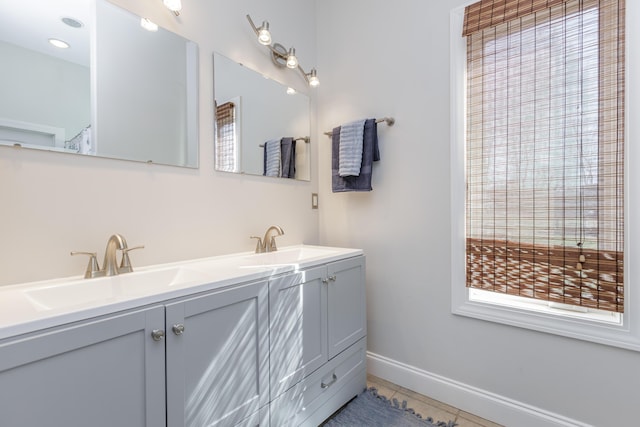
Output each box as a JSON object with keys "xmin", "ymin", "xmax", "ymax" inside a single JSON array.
[
  {"xmin": 321, "ymin": 374, "xmax": 338, "ymax": 389},
  {"xmin": 322, "ymin": 276, "xmax": 337, "ymax": 284},
  {"xmin": 172, "ymin": 324, "xmax": 185, "ymax": 335},
  {"xmin": 151, "ymin": 329, "xmax": 165, "ymax": 341}
]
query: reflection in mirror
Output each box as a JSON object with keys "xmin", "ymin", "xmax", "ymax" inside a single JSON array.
[
  {"xmin": 213, "ymin": 52, "xmax": 311, "ymax": 181},
  {"xmin": 0, "ymin": 0, "xmax": 199, "ymax": 168},
  {"xmin": 0, "ymin": 0, "xmax": 90, "ymax": 153}
]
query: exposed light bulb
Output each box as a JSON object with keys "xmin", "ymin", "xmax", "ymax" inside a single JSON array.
[
  {"xmin": 49, "ymin": 38, "xmax": 69, "ymax": 49},
  {"xmin": 163, "ymin": 0, "xmax": 182, "ymax": 13},
  {"xmin": 140, "ymin": 18, "xmax": 158, "ymax": 32},
  {"xmin": 308, "ymin": 69, "xmax": 320, "ymax": 87},
  {"xmin": 258, "ymin": 21, "xmax": 271, "ymax": 45},
  {"xmin": 286, "ymin": 48, "xmax": 298, "ymax": 69}
]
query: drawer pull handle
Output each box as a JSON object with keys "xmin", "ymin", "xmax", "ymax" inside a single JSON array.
[
  {"xmin": 321, "ymin": 374, "xmax": 338, "ymax": 389},
  {"xmin": 172, "ymin": 324, "xmax": 185, "ymax": 335},
  {"xmin": 329, "ymin": 275, "xmax": 337, "ymax": 282}
]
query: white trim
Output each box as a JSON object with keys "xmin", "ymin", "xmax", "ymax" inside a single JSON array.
[
  {"xmin": 449, "ymin": 4, "xmax": 640, "ymax": 352},
  {"xmin": 367, "ymin": 351, "xmax": 591, "ymax": 427}
]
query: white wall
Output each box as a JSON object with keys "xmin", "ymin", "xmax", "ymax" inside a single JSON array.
[
  {"xmin": 316, "ymin": 0, "xmax": 639, "ymax": 426},
  {"xmin": 0, "ymin": 0, "xmax": 318, "ymax": 287}
]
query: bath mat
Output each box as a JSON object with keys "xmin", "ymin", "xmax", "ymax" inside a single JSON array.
[{"xmin": 322, "ymin": 387, "xmax": 457, "ymax": 427}]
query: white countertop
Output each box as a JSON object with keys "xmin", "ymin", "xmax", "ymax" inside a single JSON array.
[{"xmin": 0, "ymin": 245, "xmax": 362, "ymax": 341}]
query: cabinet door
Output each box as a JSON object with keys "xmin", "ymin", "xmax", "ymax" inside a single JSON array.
[
  {"xmin": 269, "ymin": 265, "xmax": 327, "ymax": 400},
  {"xmin": 327, "ymin": 256, "xmax": 366, "ymax": 358},
  {"xmin": 166, "ymin": 280, "xmax": 269, "ymax": 427},
  {"xmin": 0, "ymin": 306, "xmax": 166, "ymax": 427}
]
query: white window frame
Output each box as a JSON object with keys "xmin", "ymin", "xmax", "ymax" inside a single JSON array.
[{"xmin": 450, "ymin": 3, "xmax": 640, "ymax": 351}]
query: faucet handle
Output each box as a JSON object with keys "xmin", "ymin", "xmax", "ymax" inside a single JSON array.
[
  {"xmin": 250, "ymin": 236, "xmax": 264, "ymax": 253},
  {"xmin": 119, "ymin": 245, "xmax": 144, "ymax": 274},
  {"xmin": 71, "ymin": 251, "xmax": 101, "ymax": 279}
]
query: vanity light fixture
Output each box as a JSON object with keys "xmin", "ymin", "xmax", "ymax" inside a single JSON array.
[
  {"xmin": 286, "ymin": 48, "xmax": 298, "ymax": 69},
  {"xmin": 246, "ymin": 14, "xmax": 319, "ymax": 88},
  {"xmin": 257, "ymin": 21, "xmax": 271, "ymax": 45},
  {"xmin": 49, "ymin": 38, "xmax": 70, "ymax": 49},
  {"xmin": 163, "ymin": 0, "xmax": 182, "ymax": 16},
  {"xmin": 307, "ymin": 68, "xmax": 320, "ymax": 87},
  {"xmin": 140, "ymin": 18, "xmax": 159, "ymax": 32}
]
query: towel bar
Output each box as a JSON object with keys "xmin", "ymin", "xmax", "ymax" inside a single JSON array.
[
  {"xmin": 323, "ymin": 117, "xmax": 395, "ymax": 137},
  {"xmin": 259, "ymin": 136, "xmax": 310, "ymax": 148}
]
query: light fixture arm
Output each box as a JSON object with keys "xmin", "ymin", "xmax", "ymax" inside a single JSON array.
[
  {"xmin": 246, "ymin": 14, "xmax": 319, "ymax": 87},
  {"xmin": 246, "ymin": 14, "xmax": 261, "ymax": 36}
]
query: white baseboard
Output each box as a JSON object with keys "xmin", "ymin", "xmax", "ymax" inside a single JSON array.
[{"xmin": 366, "ymin": 352, "xmax": 591, "ymax": 427}]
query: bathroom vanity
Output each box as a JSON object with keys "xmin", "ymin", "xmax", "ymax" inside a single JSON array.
[{"xmin": 0, "ymin": 246, "xmax": 366, "ymax": 427}]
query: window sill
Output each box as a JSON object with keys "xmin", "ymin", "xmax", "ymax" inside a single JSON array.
[
  {"xmin": 452, "ymin": 290, "xmax": 640, "ymax": 351},
  {"xmin": 469, "ymin": 289, "xmax": 622, "ymax": 324}
]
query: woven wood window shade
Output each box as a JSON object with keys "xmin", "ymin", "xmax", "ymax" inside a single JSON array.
[
  {"xmin": 464, "ymin": 0, "xmax": 625, "ymax": 312},
  {"xmin": 215, "ymin": 101, "xmax": 237, "ymax": 172}
]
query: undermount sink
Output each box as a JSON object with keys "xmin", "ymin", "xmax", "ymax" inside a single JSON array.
[{"xmin": 23, "ymin": 266, "xmax": 209, "ymax": 311}]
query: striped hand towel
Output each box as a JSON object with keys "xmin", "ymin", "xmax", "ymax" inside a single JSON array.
[
  {"xmin": 264, "ymin": 139, "xmax": 281, "ymax": 177},
  {"xmin": 338, "ymin": 119, "xmax": 366, "ymax": 177}
]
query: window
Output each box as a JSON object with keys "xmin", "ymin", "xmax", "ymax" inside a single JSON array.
[
  {"xmin": 465, "ymin": 0, "xmax": 625, "ymax": 312},
  {"xmin": 215, "ymin": 100, "xmax": 239, "ymax": 172},
  {"xmin": 450, "ymin": 0, "xmax": 637, "ymax": 350}
]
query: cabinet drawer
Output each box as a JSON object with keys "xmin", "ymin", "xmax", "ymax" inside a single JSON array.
[{"xmin": 270, "ymin": 337, "xmax": 366, "ymax": 427}]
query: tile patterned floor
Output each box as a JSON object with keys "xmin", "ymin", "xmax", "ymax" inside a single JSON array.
[{"xmin": 366, "ymin": 374, "xmax": 504, "ymax": 427}]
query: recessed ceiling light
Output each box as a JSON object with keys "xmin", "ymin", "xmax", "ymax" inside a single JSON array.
[
  {"xmin": 61, "ymin": 17, "xmax": 83, "ymax": 28},
  {"xmin": 49, "ymin": 38, "xmax": 70, "ymax": 49}
]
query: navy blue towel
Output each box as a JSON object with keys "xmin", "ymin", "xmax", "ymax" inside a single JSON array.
[
  {"xmin": 280, "ymin": 137, "xmax": 297, "ymax": 179},
  {"xmin": 332, "ymin": 118, "xmax": 379, "ymax": 192}
]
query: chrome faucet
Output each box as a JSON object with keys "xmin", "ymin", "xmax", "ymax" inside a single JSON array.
[
  {"xmin": 250, "ymin": 225, "xmax": 285, "ymax": 253},
  {"xmin": 71, "ymin": 233, "xmax": 144, "ymax": 278}
]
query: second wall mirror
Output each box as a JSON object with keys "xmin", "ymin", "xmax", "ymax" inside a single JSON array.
[{"xmin": 213, "ymin": 52, "xmax": 311, "ymax": 181}]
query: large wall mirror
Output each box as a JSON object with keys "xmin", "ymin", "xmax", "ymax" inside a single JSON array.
[
  {"xmin": 0, "ymin": 0, "xmax": 198, "ymax": 168},
  {"xmin": 213, "ymin": 52, "xmax": 311, "ymax": 181}
]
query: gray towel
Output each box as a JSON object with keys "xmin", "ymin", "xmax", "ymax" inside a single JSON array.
[
  {"xmin": 264, "ymin": 139, "xmax": 281, "ymax": 177},
  {"xmin": 338, "ymin": 120, "xmax": 366, "ymax": 176},
  {"xmin": 332, "ymin": 118, "xmax": 379, "ymax": 192},
  {"xmin": 280, "ymin": 137, "xmax": 297, "ymax": 179}
]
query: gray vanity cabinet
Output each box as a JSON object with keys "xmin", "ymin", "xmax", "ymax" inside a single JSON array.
[
  {"xmin": 165, "ymin": 280, "xmax": 269, "ymax": 427},
  {"xmin": 269, "ymin": 256, "xmax": 367, "ymax": 426},
  {"xmin": 0, "ymin": 249, "xmax": 363, "ymax": 427},
  {"xmin": 0, "ymin": 306, "xmax": 166, "ymax": 427}
]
